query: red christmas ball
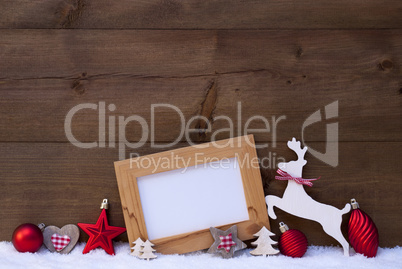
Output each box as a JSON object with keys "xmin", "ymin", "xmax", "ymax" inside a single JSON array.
[
  {"xmin": 278, "ymin": 222, "xmax": 308, "ymax": 258},
  {"xmin": 348, "ymin": 199, "xmax": 379, "ymax": 258},
  {"xmin": 12, "ymin": 223, "xmax": 43, "ymax": 253}
]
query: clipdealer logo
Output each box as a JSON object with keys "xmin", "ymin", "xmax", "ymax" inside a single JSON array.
[{"xmin": 64, "ymin": 101, "xmax": 338, "ymax": 167}]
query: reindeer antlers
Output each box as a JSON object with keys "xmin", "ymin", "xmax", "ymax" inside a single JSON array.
[{"xmin": 287, "ymin": 138, "xmax": 307, "ymax": 160}]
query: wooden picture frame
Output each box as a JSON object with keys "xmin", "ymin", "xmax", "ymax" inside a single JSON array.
[{"xmin": 114, "ymin": 135, "xmax": 269, "ymax": 254}]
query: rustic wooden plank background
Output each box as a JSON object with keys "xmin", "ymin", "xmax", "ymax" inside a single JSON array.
[{"xmin": 1, "ymin": 1, "xmax": 401, "ymax": 247}]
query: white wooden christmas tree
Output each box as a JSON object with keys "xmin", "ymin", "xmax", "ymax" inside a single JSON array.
[
  {"xmin": 250, "ymin": 226, "xmax": 279, "ymax": 256},
  {"xmin": 139, "ymin": 240, "xmax": 157, "ymax": 261},
  {"xmin": 130, "ymin": 237, "xmax": 144, "ymax": 257}
]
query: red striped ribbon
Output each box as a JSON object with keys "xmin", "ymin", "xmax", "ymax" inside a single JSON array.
[{"xmin": 275, "ymin": 169, "xmax": 320, "ymax": 187}]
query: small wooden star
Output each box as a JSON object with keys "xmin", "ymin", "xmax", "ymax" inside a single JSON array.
[{"xmin": 207, "ymin": 225, "xmax": 246, "ymax": 258}]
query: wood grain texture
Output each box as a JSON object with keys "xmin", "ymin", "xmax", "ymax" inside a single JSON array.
[
  {"xmin": 250, "ymin": 226, "xmax": 280, "ymax": 256},
  {"xmin": 2, "ymin": 30, "xmax": 401, "ymax": 79},
  {"xmin": 1, "ymin": 0, "xmax": 401, "ymax": 29},
  {"xmin": 115, "ymin": 135, "xmax": 270, "ymax": 254},
  {"xmin": 1, "ymin": 0, "xmax": 401, "ymax": 249},
  {"xmin": 42, "ymin": 224, "xmax": 80, "ymax": 254},
  {"xmin": 208, "ymin": 226, "xmax": 247, "ymax": 258},
  {"xmin": 0, "ymin": 141, "xmax": 401, "ymax": 246},
  {"xmin": 0, "ymin": 30, "xmax": 400, "ymax": 143}
]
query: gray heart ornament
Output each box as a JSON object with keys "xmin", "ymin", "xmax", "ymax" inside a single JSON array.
[{"xmin": 43, "ymin": 224, "xmax": 80, "ymax": 254}]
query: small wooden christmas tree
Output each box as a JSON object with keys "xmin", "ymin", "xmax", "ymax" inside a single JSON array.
[
  {"xmin": 130, "ymin": 237, "xmax": 144, "ymax": 257},
  {"xmin": 139, "ymin": 240, "xmax": 157, "ymax": 261},
  {"xmin": 250, "ymin": 226, "xmax": 279, "ymax": 257}
]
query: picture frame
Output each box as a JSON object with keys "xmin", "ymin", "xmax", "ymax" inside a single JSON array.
[{"xmin": 114, "ymin": 135, "xmax": 270, "ymax": 254}]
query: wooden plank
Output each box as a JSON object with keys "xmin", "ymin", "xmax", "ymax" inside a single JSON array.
[
  {"xmin": 0, "ymin": 30, "xmax": 400, "ymax": 143},
  {"xmin": 2, "ymin": 30, "xmax": 401, "ymax": 79},
  {"xmin": 0, "ymin": 30, "xmax": 216, "ymax": 79},
  {"xmin": 1, "ymin": 0, "xmax": 401, "ymax": 29},
  {"xmin": 0, "ymin": 74, "xmax": 400, "ymax": 144},
  {"xmin": 0, "ymin": 141, "xmax": 400, "ymax": 246}
]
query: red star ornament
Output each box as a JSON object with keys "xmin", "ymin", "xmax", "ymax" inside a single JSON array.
[{"xmin": 78, "ymin": 209, "xmax": 126, "ymax": 255}]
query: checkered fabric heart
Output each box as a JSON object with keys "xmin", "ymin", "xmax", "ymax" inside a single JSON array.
[
  {"xmin": 51, "ymin": 233, "xmax": 71, "ymax": 251},
  {"xmin": 217, "ymin": 233, "xmax": 236, "ymax": 253}
]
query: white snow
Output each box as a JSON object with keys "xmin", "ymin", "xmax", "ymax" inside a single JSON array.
[{"xmin": 0, "ymin": 241, "xmax": 401, "ymax": 269}]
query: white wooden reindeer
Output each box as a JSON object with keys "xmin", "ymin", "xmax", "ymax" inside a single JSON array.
[{"xmin": 266, "ymin": 138, "xmax": 351, "ymax": 256}]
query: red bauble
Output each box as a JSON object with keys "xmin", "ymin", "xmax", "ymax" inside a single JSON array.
[
  {"xmin": 278, "ymin": 222, "xmax": 308, "ymax": 258},
  {"xmin": 12, "ymin": 223, "xmax": 44, "ymax": 253},
  {"xmin": 348, "ymin": 199, "xmax": 379, "ymax": 258}
]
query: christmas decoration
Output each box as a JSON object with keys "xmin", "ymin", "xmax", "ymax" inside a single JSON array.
[
  {"xmin": 12, "ymin": 223, "xmax": 45, "ymax": 252},
  {"xmin": 348, "ymin": 198, "xmax": 379, "ymax": 258},
  {"xmin": 139, "ymin": 240, "xmax": 157, "ymax": 261},
  {"xmin": 250, "ymin": 226, "xmax": 279, "ymax": 256},
  {"xmin": 278, "ymin": 222, "xmax": 308, "ymax": 258},
  {"xmin": 207, "ymin": 225, "xmax": 246, "ymax": 259},
  {"xmin": 43, "ymin": 224, "xmax": 79, "ymax": 254},
  {"xmin": 12, "ymin": 223, "xmax": 44, "ymax": 253},
  {"xmin": 115, "ymin": 135, "xmax": 270, "ymax": 255},
  {"xmin": 218, "ymin": 233, "xmax": 236, "ymax": 253},
  {"xmin": 78, "ymin": 199, "xmax": 126, "ymax": 255},
  {"xmin": 130, "ymin": 238, "xmax": 144, "ymax": 257},
  {"xmin": 51, "ymin": 234, "xmax": 70, "ymax": 251},
  {"xmin": 266, "ymin": 138, "xmax": 351, "ymax": 256}
]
